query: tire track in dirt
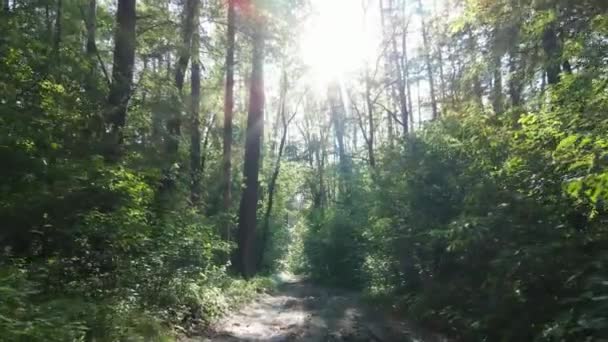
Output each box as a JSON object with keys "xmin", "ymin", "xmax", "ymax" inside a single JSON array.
[{"xmin": 183, "ymin": 278, "xmax": 448, "ymax": 342}]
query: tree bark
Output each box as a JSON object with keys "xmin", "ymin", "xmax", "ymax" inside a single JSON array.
[
  {"xmin": 378, "ymin": 0, "xmax": 394, "ymax": 143},
  {"xmin": 169, "ymin": 0, "xmax": 196, "ymax": 157},
  {"xmin": 466, "ymin": 29, "xmax": 484, "ymax": 108},
  {"xmin": 491, "ymin": 53, "xmax": 503, "ymax": 114},
  {"xmin": 222, "ymin": 0, "xmax": 236, "ymax": 234},
  {"xmin": 542, "ymin": 24, "xmax": 561, "ymax": 85},
  {"xmin": 329, "ymin": 83, "xmax": 347, "ymax": 174},
  {"xmin": 508, "ymin": 51, "xmax": 522, "ymax": 107},
  {"xmin": 562, "ymin": 60, "xmax": 572, "ymax": 74},
  {"xmin": 328, "ymin": 82, "xmax": 351, "ymax": 202},
  {"xmin": 257, "ymin": 79, "xmax": 298, "ymax": 269},
  {"xmin": 236, "ymin": 19, "xmax": 265, "ymax": 278},
  {"xmin": 86, "ymin": 0, "xmax": 97, "ymax": 56},
  {"xmin": 190, "ymin": 0, "xmax": 201, "ymax": 205},
  {"xmin": 364, "ymin": 75, "xmax": 375, "ymax": 168},
  {"xmin": 53, "ymin": 0, "xmax": 62, "ymax": 58},
  {"xmin": 200, "ymin": 114, "xmax": 215, "ymax": 179},
  {"xmin": 384, "ymin": 0, "xmax": 409, "ymax": 134},
  {"xmin": 402, "ymin": 18, "xmax": 414, "ymax": 130},
  {"xmin": 418, "ymin": 0, "xmax": 438, "ymax": 119},
  {"xmin": 105, "ymin": 0, "xmax": 136, "ymax": 161}
]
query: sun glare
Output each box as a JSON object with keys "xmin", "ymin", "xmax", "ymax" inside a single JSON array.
[{"xmin": 300, "ymin": 0, "xmax": 380, "ymax": 93}]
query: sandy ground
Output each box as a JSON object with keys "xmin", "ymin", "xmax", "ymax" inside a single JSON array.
[{"xmin": 182, "ymin": 276, "xmax": 448, "ymax": 342}]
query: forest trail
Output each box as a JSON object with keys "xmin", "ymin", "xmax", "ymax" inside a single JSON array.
[{"xmin": 183, "ymin": 276, "xmax": 447, "ymax": 342}]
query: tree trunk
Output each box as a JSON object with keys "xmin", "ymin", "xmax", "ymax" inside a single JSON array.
[
  {"xmin": 417, "ymin": 81, "xmax": 422, "ymax": 129},
  {"xmin": 200, "ymin": 114, "xmax": 215, "ymax": 179},
  {"xmin": 364, "ymin": 75, "xmax": 375, "ymax": 168},
  {"xmin": 562, "ymin": 60, "xmax": 572, "ymax": 74},
  {"xmin": 105, "ymin": 0, "xmax": 136, "ymax": 161},
  {"xmin": 394, "ymin": 33, "xmax": 409, "ymax": 134},
  {"xmin": 508, "ymin": 51, "xmax": 522, "ymax": 107},
  {"xmin": 386, "ymin": 0, "xmax": 409, "ymax": 134},
  {"xmin": 329, "ymin": 84, "xmax": 347, "ymax": 174},
  {"xmin": 466, "ymin": 29, "xmax": 484, "ymax": 108},
  {"xmin": 378, "ymin": 0, "xmax": 394, "ymax": 143},
  {"xmin": 236, "ymin": 20, "xmax": 265, "ymax": 278},
  {"xmin": 190, "ymin": 0, "xmax": 201, "ymax": 205},
  {"xmin": 3, "ymin": 0, "xmax": 9, "ymax": 13},
  {"xmin": 402, "ymin": 20, "xmax": 414, "ymax": 130},
  {"xmin": 222, "ymin": 0, "xmax": 236, "ymax": 230},
  {"xmin": 83, "ymin": 0, "xmax": 110, "ymax": 92},
  {"xmin": 53, "ymin": 0, "xmax": 62, "ymax": 58},
  {"xmin": 169, "ymin": 0, "xmax": 196, "ymax": 157},
  {"xmin": 492, "ymin": 53, "xmax": 503, "ymax": 114},
  {"xmin": 542, "ymin": 24, "xmax": 561, "ymax": 85},
  {"xmin": 438, "ymin": 46, "xmax": 446, "ymax": 105},
  {"xmin": 418, "ymin": 0, "xmax": 438, "ymax": 120},
  {"xmin": 328, "ymin": 83, "xmax": 350, "ymax": 202},
  {"xmin": 258, "ymin": 87, "xmax": 296, "ymax": 269},
  {"xmin": 86, "ymin": 0, "xmax": 97, "ymax": 56}
]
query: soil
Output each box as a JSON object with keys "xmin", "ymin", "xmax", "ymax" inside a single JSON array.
[{"xmin": 182, "ymin": 276, "xmax": 448, "ymax": 342}]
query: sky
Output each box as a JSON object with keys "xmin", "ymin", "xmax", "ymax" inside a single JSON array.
[
  {"xmin": 276, "ymin": 0, "xmax": 456, "ymax": 130},
  {"xmin": 299, "ymin": 0, "xmax": 383, "ymax": 92}
]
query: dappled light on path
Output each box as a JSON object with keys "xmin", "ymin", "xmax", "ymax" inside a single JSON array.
[{"xmin": 183, "ymin": 280, "xmax": 447, "ymax": 342}]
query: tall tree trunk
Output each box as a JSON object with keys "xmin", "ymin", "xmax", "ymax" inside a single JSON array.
[
  {"xmin": 466, "ymin": 29, "xmax": 484, "ymax": 108},
  {"xmin": 491, "ymin": 53, "xmax": 503, "ymax": 114},
  {"xmin": 105, "ymin": 0, "xmax": 136, "ymax": 161},
  {"xmin": 402, "ymin": 20, "xmax": 414, "ymax": 130},
  {"xmin": 53, "ymin": 0, "xmax": 62, "ymax": 58},
  {"xmin": 394, "ymin": 33, "xmax": 409, "ymax": 134},
  {"xmin": 169, "ymin": 0, "xmax": 196, "ymax": 157},
  {"xmin": 86, "ymin": 0, "xmax": 97, "ymax": 56},
  {"xmin": 257, "ymin": 82, "xmax": 297, "ymax": 269},
  {"xmin": 222, "ymin": 0, "xmax": 236, "ymax": 230},
  {"xmin": 542, "ymin": 24, "xmax": 561, "ymax": 85},
  {"xmin": 236, "ymin": 19, "xmax": 265, "ymax": 278},
  {"xmin": 329, "ymin": 84, "xmax": 347, "ymax": 173},
  {"xmin": 417, "ymin": 80, "xmax": 422, "ymax": 129},
  {"xmin": 200, "ymin": 113, "xmax": 215, "ymax": 178},
  {"xmin": 83, "ymin": 0, "xmax": 110, "ymax": 91},
  {"xmin": 3, "ymin": 0, "xmax": 9, "ymax": 13},
  {"xmin": 378, "ymin": 0, "xmax": 394, "ymax": 143},
  {"xmin": 190, "ymin": 0, "xmax": 201, "ymax": 205},
  {"xmin": 418, "ymin": 0, "xmax": 438, "ymax": 119},
  {"xmin": 438, "ymin": 46, "xmax": 446, "ymax": 106},
  {"xmin": 562, "ymin": 60, "xmax": 572, "ymax": 74},
  {"xmin": 389, "ymin": 0, "xmax": 409, "ymax": 134},
  {"xmin": 508, "ymin": 51, "xmax": 522, "ymax": 107},
  {"xmin": 365, "ymin": 75, "xmax": 376, "ymax": 168},
  {"xmin": 328, "ymin": 83, "xmax": 350, "ymax": 202}
]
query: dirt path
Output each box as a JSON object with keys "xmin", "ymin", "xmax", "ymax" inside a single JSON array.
[{"xmin": 183, "ymin": 277, "xmax": 447, "ymax": 342}]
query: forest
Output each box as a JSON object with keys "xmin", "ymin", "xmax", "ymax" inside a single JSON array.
[{"xmin": 1, "ymin": 0, "xmax": 607, "ymax": 340}]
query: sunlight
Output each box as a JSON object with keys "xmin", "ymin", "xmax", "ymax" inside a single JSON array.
[{"xmin": 300, "ymin": 0, "xmax": 380, "ymax": 93}]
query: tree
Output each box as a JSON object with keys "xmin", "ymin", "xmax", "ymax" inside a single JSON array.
[
  {"xmin": 236, "ymin": 12, "xmax": 265, "ymax": 278},
  {"xmin": 85, "ymin": 0, "xmax": 96, "ymax": 56},
  {"xmin": 169, "ymin": 0, "xmax": 197, "ymax": 158},
  {"xmin": 222, "ymin": 0, "xmax": 236, "ymax": 237},
  {"xmin": 190, "ymin": 0, "xmax": 201, "ymax": 205},
  {"xmin": 105, "ymin": 0, "xmax": 136, "ymax": 160},
  {"xmin": 418, "ymin": 0, "xmax": 438, "ymax": 120},
  {"xmin": 258, "ymin": 69, "xmax": 300, "ymax": 268},
  {"xmin": 328, "ymin": 81, "xmax": 350, "ymax": 192}
]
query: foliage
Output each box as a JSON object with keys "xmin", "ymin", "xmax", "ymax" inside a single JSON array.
[
  {"xmin": 2, "ymin": 0, "xmax": 608, "ymax": 340},
  {"xmin": 0, "ymin": 0, "xmax": 281, "ymax": 340},
  {"xmin": 299, "ymin": 72, "xmax": 608, "ymax": 340}
]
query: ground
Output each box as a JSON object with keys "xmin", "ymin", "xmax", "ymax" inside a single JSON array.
[{"xmin": 182, "ymin": 275, "xmax": 448, "ymax": 342}]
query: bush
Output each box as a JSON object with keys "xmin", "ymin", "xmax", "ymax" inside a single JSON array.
[{"xmin": 301, "ymin": 74, "xmax": 608, "ymax": 340}]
